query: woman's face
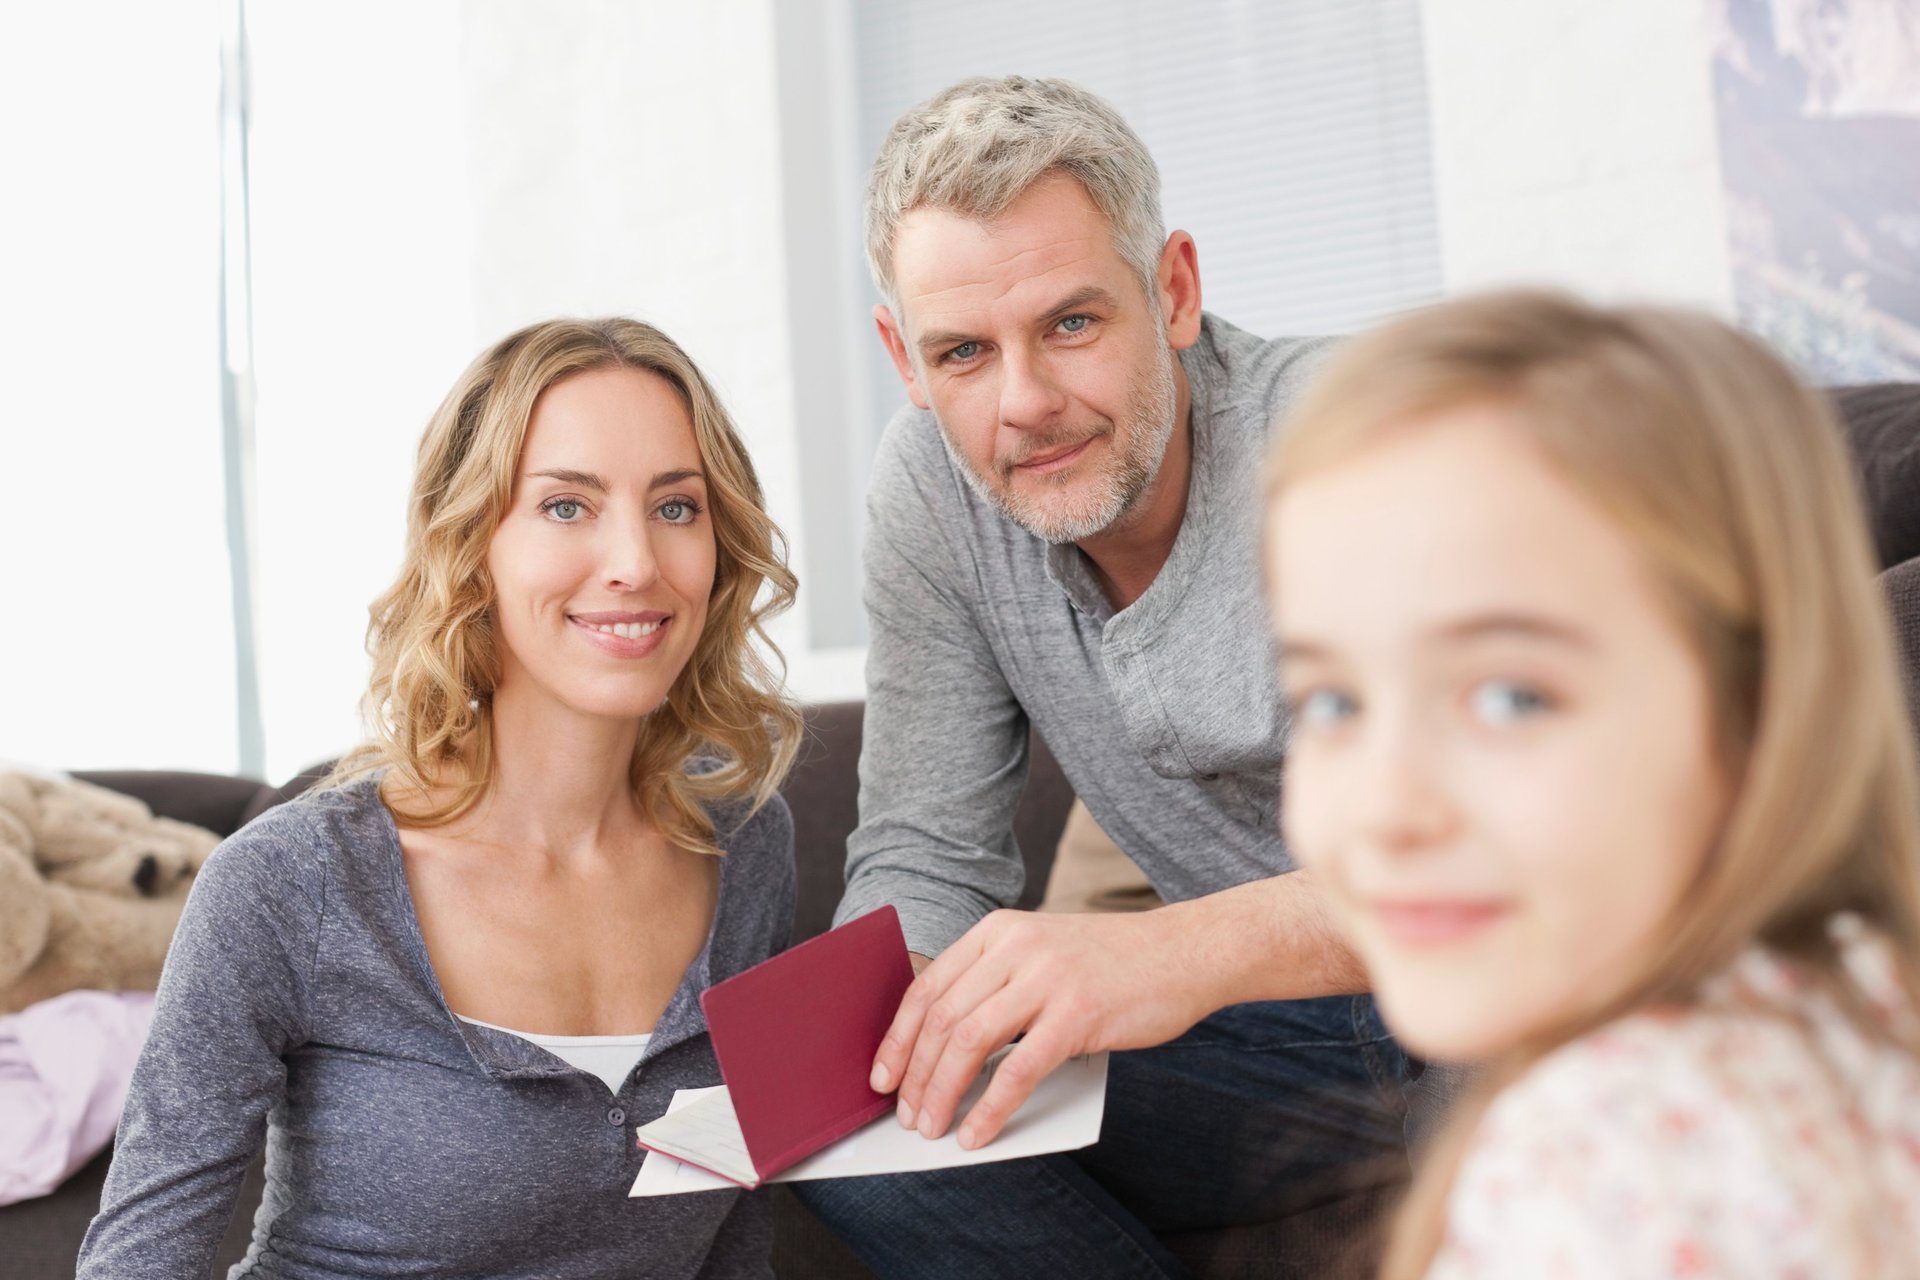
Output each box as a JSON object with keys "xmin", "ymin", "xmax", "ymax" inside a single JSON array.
[
  {"xmin": 1267, "ymin": 405, "xmax": 1731, "ymax": 1062},
  {"xmin": 486, "ymin": 365, "xmax": 716, "ymax": 724}
]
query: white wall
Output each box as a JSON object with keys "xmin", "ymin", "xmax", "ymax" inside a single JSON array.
[
  {"xmin": 0, "ymin": 1, "xmax": 238, "ymax": 775},
  {"xmin": 1418, "ymin": 0, "xmax": 1735, "ymax": 311},
  {"xmin": 244, "ymin": 0, "xmax": 848, "ymax": 781}
]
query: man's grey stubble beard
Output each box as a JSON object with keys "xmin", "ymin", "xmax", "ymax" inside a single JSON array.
[{"xmin": 938, "ymin": 334, "xmax": 1179, "ymax": 545}]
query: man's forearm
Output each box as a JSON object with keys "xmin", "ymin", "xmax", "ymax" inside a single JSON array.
[{"xmin": 1152, "ymin": 869, "xmax": 1369, "ymax": 1011}]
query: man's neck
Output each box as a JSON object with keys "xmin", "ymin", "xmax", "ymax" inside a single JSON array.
[{"xmin": 1076, "ymin": 360, "xmax": 1194, "ymax": 612}]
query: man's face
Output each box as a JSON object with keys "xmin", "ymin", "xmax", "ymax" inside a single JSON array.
[{"xmin": 880, "ymin": 173, "xmax": 1178, "ymax": 544}]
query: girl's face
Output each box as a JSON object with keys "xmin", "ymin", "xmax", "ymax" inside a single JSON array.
[{"xmin": 1268, "ymin": 406, "xmax": 1731, "ymax": 1062}]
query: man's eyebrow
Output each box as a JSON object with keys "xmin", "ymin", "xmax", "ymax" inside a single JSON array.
[
  {"xmin": 1039, "ymin": 285, "xmax": 1120, "ymax": 325},
  {"xmin": 914, "ymin": 286, "xmax": 1124, "ymax": 358},
  {"xmin": 525, "ymin": 468, "xmax": 606, "ymax": 491}
]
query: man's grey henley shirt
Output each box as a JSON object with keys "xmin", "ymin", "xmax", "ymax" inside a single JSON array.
[{"xmin": 837, "ymin": 314, "xmax": 1335, "ymax": 957}]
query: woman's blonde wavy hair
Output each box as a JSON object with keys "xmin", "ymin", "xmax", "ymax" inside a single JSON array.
[
  {"xmin": 1264, "ymin": 290, "xmax": 1920, "ymax": 1276},
  {"xmin": 328, "ymin": 317, "xmax": 802, "ymax": 856}
]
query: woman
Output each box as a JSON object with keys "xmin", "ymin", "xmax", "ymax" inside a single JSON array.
[
  {"xmin": 79, "ymin": 318, "xmax": 803, "ymax": 1278},
  {"xmin": 1262, "ymin": 291, "xmax": 1920, "ymax": 1276}
]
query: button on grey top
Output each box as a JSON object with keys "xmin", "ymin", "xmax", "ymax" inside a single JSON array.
[
  {"xmin": 839, "ymin": 314, "xmax": 1335, "ymax": 957},
  {"xmin": 78, "ymin": 775, "xmax": 794, "ymax": 1280}
]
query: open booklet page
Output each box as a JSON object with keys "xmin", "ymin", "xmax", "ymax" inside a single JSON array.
[
  {"xmin": 631, "ymin": 1050, "xmax": 1109, "ymax": 1197},
  {"xmin": 627, "ymin": 1086, "xmax": 761, "ymax": 1187}
]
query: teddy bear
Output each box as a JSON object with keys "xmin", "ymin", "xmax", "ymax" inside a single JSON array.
[{"xmin": 0, "ymin": 772, "xmax": 219, "ymax": 1014}]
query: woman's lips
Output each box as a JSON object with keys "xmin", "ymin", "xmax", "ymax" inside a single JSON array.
[
  {"xmin": 1368, "ymin": 899, "xmax": 1511, "ymax": 947},
  {"xmin": 569, "ymin": 612, "xmax": 671, "ymax": 658}
]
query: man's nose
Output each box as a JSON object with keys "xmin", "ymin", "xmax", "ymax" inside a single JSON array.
[{"xmin": 997, "ymin": 346, "xmax": 1069, "ymax": 429}]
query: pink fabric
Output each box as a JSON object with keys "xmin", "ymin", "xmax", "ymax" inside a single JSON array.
[{"xmin": 0, "ymin": 990, "xmax": 154, "ymax": 1206}]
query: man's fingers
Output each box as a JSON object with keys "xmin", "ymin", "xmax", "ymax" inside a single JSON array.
[
  {"xmin": 907, "ymin": 986, "xmax": 1035, "ymax": 1140},
  {"xmin": 871, "ymin": 944, "xmax": 971, "ymax": 1094},
  {"xmin": 956, "ymin": 1026, "xmax": 1071, "ymax": 1150},
  {"xmin": 892, "ymin": 947, "xmax": 1016, "ymax": 1125}
]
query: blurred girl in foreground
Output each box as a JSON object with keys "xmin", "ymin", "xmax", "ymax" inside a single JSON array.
[
  {"xmin": 1263, "ymin": 291, "xmax": 1920, "ymax": 1276},
  {"xmin": 81, "ymin": 318, "xmax": 800, "ymax": 1278}
]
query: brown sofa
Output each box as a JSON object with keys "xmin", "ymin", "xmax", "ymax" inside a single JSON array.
[{"xmin": 5, "ymin": 384, "xmax": 1917, "ymax": 1279}]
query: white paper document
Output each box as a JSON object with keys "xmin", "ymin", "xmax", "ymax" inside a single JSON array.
[{"xmin": 629, "ymin": 1050, "xmax": 1109, "ymax": 1197}]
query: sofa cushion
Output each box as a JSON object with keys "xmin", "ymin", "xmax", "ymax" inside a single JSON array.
[
  {"xmin": 1886, "ymin": 555, "xmax": 1920, "ymax": 737},
  {"xmin": 1832, "ymin": 384, "xmax": 1920, "ymax": 572},
  {"xmin": 67, "ymin": 770, "xmax": 279, "ymax": 842}
]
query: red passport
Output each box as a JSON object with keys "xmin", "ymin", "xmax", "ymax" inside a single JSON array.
[{"xmin": 633, "ymin": 905, "xmax": 915, "ymax": 1187}]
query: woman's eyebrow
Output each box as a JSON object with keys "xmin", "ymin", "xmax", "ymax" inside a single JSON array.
[
  {"xmin": 651, "ymin": 467, "xmax": 705, "ymax": 489},
  {"xmin": 525, "ymin": 467, "xmax": 606, "ymax": 492}
]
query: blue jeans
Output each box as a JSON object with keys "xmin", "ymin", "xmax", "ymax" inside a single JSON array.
[{"xmin": 792, "ymin": 994, "xmax": 1425, "ymax": 1280}]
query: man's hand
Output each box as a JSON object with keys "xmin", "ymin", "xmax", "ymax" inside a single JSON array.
[
  {"xmin": 870, "ymin": 872, "xmax": 1367, "ymax": 1150},
  {"xmin": 870, "ymin": 909, "xmax": 1214, "ymax": 1150}
]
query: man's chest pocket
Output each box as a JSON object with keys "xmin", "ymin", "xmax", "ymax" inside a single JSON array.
[{"xmin": 1193, "ymin": 770, "xmax": 1280, "ymax": 832}]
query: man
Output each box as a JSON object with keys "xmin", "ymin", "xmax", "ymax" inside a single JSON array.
[{"xmin": 793, "ymin": 76, "xmax": 1425, "ymax": 1277}]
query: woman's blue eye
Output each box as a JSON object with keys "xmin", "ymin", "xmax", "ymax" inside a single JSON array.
[
  {"xmin": 544, "ymin": 498, "xmax": 583, "ymax": 521},
  {"xmin": 1293, "ymin": 688, "xmax": 1358, "ymax": 729},
  {"xmin": 1059, "ymin": 314, "xmax": 1090, "ymax": 334},
  {"xmin": 659, "ymin": 498, "xmax": 701, "ymax": 525},
  {"xmin": 1470, "ymin": 680, "xmax": 1552, "ymax": 724}
]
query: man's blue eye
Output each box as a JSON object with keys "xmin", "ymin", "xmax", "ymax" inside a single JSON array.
[
  {"xmin": 1059, "ymin": 315, "xmax": 1090, "ymax": 333},
  {"xmin": 948, "ymin": 341, "xmax": 980, "ymax": 362},
  {"xmin": 1470, "ymin": 680, "xmax": 1551, "ymax": 724}
]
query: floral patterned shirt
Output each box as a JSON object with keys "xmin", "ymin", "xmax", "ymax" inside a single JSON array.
[{"xmin": 1429, "ymin": 922, "xmax": 1920, "ymax": 1278}]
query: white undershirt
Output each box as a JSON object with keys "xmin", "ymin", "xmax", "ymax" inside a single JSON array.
[{"xmin": 457, "ymin": 1014, "xmax": 652, "ymax": 1097}]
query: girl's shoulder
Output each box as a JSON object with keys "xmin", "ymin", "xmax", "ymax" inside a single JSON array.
[{"xmin": 1437, "ymin": 941, "xmax": 1920, "ymax": 1277}]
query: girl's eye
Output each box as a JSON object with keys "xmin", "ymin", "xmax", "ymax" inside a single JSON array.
[
  {"xmin": 1058, "ymin": 314, "xmax": 1090, "ymax": 334},
  {"xmin": 1469, "ymin": 680, "xmax": 1553, "ymax": 725},
  {"xmin": 1291, "ymin": 688, "xmax": 1359, "ymax": 730},
  {"xmin": 658, "ymin": 498, "xmax": 702, "ymax": 525},
  {"xmin": 542, "ymin": 498, "xmax": 584, "ymax": 522}
]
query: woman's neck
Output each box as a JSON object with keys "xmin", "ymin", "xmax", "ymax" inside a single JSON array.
[{"xmin": 449, "ymin": 682, "xmax": 651, "ymax": 864}]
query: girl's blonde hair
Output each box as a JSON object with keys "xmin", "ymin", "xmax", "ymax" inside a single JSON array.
[
  {"xmin": 1264, "ymin": 290, "xmax": 1920, "ymax": 1275},
  {"xmin": 329, "ymin": 317, "xmax": 802, "ymax": 855}
]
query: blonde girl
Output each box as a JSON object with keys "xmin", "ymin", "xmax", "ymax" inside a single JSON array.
[{"xmin": 1263, "ymin": 290, "xmax": 1920, "ymax": 1276}]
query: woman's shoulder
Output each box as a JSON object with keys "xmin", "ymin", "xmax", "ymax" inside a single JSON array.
[
  {"xmin": 688, "ymin": 757, "xmax": 794, "ymax": 861},
  {"xmin": 196, "ymin": 776, "xmax": 384, "ymax": 895}
]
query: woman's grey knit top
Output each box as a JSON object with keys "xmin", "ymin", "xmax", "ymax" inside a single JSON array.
[{"xmin": 76, "ymin": 775, "xmax": 794, "ymax": 1279}]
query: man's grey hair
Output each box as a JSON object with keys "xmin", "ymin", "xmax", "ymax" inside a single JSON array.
[{"xmin": 865, "ymin": 75, "xmax": 1167, "ymax": 313}]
